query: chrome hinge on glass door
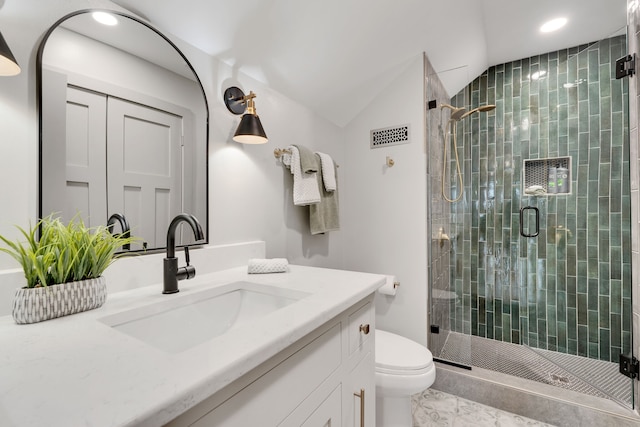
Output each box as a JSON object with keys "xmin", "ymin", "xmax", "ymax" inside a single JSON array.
[{"xmin": 619, "ymin": 353, "xmax": 640, "ymax": 380}]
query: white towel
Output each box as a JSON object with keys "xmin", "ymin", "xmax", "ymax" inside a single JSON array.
[
  {"xmin": 316, "ymin": 152, "xmax": 337, "ymax": 192},
  {"xmin": 281, "ymin": 146, "xmax": 321, "ymax": 206},
  {"xmin": 247, "ymin": 258, "xmax": 289, "ymax": 274}
]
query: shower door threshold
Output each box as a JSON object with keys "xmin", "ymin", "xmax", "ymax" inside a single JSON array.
[{"xmin": 438, "ymin": 332, "xmax": 632, "ymax": 408}]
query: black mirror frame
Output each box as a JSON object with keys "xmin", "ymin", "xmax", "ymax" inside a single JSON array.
[{"xmin": 35, "ymin": 9, "xmax": 210, "ymax": 253}]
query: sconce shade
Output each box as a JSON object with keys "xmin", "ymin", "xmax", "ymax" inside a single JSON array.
[
  {"xmin": 0, "ymin": 31, "xmax": 20, "ymax": 76},
  {"xmin": 233, "ymin": 113, "xmax": 268, "ymax": 144}
]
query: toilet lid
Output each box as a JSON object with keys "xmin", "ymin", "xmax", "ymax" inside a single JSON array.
[{"xmin": 375, "ymin": 330, "xmax": 433, "ymax": 371}]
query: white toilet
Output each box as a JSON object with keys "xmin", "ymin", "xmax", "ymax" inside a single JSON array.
[{"xmin": 375, "ymin": 329, "xmax": 436, "ymax": 427}]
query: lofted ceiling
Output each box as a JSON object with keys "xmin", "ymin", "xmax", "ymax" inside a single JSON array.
[{"xmin": 112, "ymin": 0, "xmax": 627, "ymax": 127}]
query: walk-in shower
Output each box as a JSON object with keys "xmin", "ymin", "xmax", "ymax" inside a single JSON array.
[{"xmin": 427, "ymin": 32, "xmax": 635, "ymax": 419}]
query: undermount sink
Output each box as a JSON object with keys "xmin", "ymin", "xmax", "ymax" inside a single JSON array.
[{"xmin": 99, "ymin": 281, "xmax": 310, "ymax": 353}]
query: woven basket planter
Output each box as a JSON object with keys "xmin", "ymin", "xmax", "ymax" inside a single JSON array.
[{"xmin": 12, "ymin": 276, "xmax": 107, "ymax": 324}]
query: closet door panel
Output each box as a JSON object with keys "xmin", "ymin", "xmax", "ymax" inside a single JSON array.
[
  {"xmin": 107, "ymin": 98, "xmax": 183, "ymax": 249},
  {"xmin": 63, "ymin": 85, "xmax": 108, "ymax": 227}
]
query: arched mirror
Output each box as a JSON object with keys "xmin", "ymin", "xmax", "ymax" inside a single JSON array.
[{"xmin": 37, "ymin": 9, "xmax": 209, "ymax": 252}]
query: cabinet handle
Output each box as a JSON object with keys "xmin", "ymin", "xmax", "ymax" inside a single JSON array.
[
  {"xmin": 359, "ymin": 324, "xmax": 370, "ymax": 335},
  {"xmin": 354, "ymin": 388, "xmax": 365, "ymax": 427}
]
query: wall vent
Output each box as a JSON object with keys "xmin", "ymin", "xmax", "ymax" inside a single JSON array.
[{"xmin": 370, "ymin": 124, "xmax": 410, "ymax": 149}]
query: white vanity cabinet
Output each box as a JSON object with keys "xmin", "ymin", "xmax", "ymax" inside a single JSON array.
[{"xmin": 167, "ymin": 294, "xmax": 375, "ymax": 427}]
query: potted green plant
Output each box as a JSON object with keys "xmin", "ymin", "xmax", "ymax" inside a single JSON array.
[{"xmin": 0, "ymin": 215, "xmax": 135, "ymax": 324}]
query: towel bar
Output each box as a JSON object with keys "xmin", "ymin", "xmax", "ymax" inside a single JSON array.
[
  {"xmin": 274, "ymin": 147, "xmax": 339, "ymax": 167},
  {"xmin": 273, "ymin": 148, "xmax": 292, "ymax": 158}
]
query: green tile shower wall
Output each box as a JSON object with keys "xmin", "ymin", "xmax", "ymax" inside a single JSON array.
[{"xmin": 447, "ymin": 35, "xmax": 631, "ymax": 361}]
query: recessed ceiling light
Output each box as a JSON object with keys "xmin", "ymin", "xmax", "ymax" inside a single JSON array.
[
  {"xmin": 92, "ymin": 12, "xmax": 118, "ymax": 26},
  {"xmin": 540, "ymin": 17, "xmax": 567, "ymax": 33}
]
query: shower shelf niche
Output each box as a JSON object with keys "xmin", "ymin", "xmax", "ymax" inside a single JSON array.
[{"xmin": 523, "ymin": 156, "xmax": 571, "ymax": 196}]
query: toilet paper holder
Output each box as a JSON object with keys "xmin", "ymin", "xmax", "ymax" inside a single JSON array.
[{"xmin": 378, "ymin": 275, "xmax": 400, "ymax": 296}]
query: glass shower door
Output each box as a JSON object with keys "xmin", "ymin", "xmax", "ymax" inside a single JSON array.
[
  {"xmin": 426, "ymin": 60, "xmax": 473, "ymax": 369},
  {"xmin": 519, "ymin": 32, "xmax": 635, "ymax": 409}
]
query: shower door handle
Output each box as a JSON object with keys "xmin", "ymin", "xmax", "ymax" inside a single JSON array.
[{"xmin": 520, "ymin": 206, "xmax": 539, "ymax": 238}]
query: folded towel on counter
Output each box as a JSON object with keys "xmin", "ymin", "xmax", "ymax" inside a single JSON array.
[
  {"xmin": 310, "ymin": 154, "xmax": 340, "ymax": 235},
  {"xmin": 247, "ymin": 258, "xmax": 289, "ymax": 274},
  {"xmin": 316, "ymin": 152, "xmax": 337, "ymax": 192},
  {"xmin": 281, "ymin": 145, "xmax": 321, "ymax": 206}
]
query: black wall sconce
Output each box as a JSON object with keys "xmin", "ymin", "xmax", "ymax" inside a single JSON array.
[
  {"xmin": 223, "ymin": 86, "xmax": 268, "ymax": 144},
  {"xmin": 0, "ymin": 30, "xmax": 20, "ymax": 76}
]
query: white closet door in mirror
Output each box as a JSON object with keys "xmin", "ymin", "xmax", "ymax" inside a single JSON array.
[
  {"xmin": 65, "ymin": 87, "xmax": 108, "ymax": 227},
  {"xmin": 42, "ymin": 79, "xmax": 108, "ymax": 228},
  {"xmin": 107, "ymin": 98, "xmax": 183, "ymax": 251}
]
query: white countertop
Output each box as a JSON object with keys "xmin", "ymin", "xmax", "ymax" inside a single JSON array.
[{"xmin": 0, "ymin": 265, "xmax": 384, "ymax": 427}]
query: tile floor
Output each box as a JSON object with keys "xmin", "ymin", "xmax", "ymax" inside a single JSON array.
[{"xmin": 412, "ymin": 389, "xmax": 556, "ymax": 427}]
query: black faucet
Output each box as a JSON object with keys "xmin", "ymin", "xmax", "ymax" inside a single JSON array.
[
  {"xmin": 163, "ymin": 213, "xmax": 204, "ymax": 294},
  {"xmin": 107, "ymin": 213, "xmax": 131, "ymax": 251}
]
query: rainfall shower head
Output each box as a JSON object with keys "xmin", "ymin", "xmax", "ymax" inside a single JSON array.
[
  {"xmin": 440, "ymin": 103, "xmax": 467, "ymax": 121},
  {"xmin": 477, "ymin": 104, "xmax": 497, "ymax": 112},
  {"xmin": 460, "ymin": 104, "xmax": 496, "ymax": 119}
]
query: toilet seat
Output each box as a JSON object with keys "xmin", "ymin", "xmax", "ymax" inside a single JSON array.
[{"xmin": 375, "ymin": 329, "xmax": 434, "ymax": 375}]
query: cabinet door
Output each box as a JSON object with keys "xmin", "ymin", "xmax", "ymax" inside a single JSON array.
[
  {"xmin": 344, "ymin": 351, "xmax": 375, "ymax": 427},
  {"xmin": 190, "ymin": 324, "xmax": 341, "ymax": 427},
  {"xmin": 299, "ymin": 385, "xmax": 342, "ymax": 427}
]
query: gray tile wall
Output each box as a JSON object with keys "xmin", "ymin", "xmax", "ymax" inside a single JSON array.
[{"xmin": 446, "ymin": 36, "xmax": 631, "ymax": 361}]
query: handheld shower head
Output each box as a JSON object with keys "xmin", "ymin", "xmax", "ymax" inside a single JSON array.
[{"xmin": 440, "ymin": 103, "xmax": 467, "ymax": 121}]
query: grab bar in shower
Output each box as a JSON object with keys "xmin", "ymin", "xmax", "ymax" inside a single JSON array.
[{"xmin": 519, "ymin": 206, "xmax": 539, "ymax": 238}]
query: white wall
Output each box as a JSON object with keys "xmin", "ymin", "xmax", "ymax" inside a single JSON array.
[
  {"xmin": 342, "ymin": 55, "xmax": 428, "ymax": 345},
  {"xmin": 0, "ymin": 0, "xmax": 346, "ymax": 283}
]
